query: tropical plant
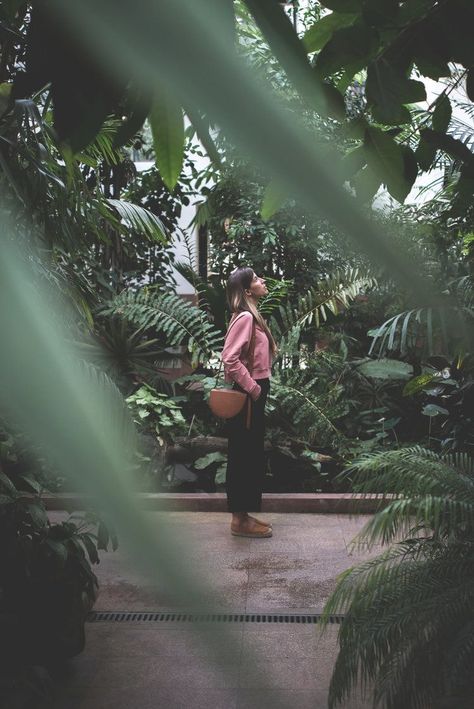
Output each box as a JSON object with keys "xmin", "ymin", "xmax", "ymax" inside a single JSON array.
[
  {"xmin": 126, "ymin": 384, "xmax": 186, "ymax": 443},
  {"xmin": 403, "ymin": 352, "xmax": 474, "ymax": 454},
  {"xmin": 7, "ymin": 1, "xmax": 221, "ymax": 192},
  {"xmin": 175, "ymin": 259, "xmax": 291, "ymax": 333},
  {"xmin": 173, "ymin": 260, "xmax": 229, "ymax": 334},
  {"xmin": 106, "ymin": 288, "xmax": 223, "ymax": 366},
  {"xmin": 126, "ymin": 384, "xmax": 188, "ymax": 488},
  {"xmin": 0, "ymin": 466, "xmax": 117, "ymax": 665},
  {"xmin": 201, "ymin": 159, "xmax": 363, "ymax": 289},
  {"xmin": 271, "ymin": 349, "xmax": 348, "ymax": 450},
  {"xmin": 193, "ymin": 451, "xmax": 228, "ymax": 487},
  {"xmin": 270, "ymin": 268, "xmax": 377, "ymax": 352},
  {"xmin": 75, "ymin": 316, "xmax": 176, "ymax": 395},
  {"xmin": 323, "ymin": 446, "xmax": 474, "ymax": 709},
  {"xmin": 368, "ymin": 279, "xmax": 474, "ymax": 359}
]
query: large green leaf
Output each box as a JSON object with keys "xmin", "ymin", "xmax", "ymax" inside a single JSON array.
[
  {"xmin": 315, "ymin": 23, "xmax": 378, "ymax": 78},
  {"xmin": 421, "ymin": 128, "xmax": 474, "ymax": 165},
  {"xmin": 401, "ymin": 145, "xmax": 418, "ymax": 198},
  {"xmin": 415, "ymin": 135, "xmax": 437, "ymax": 171},
  {"xmin": 184, "ymin": 105, "xmax": 222, "ymax": 167},
  {"xmin": 422, "ymin": 403, "xmax": 449, "ymax": 417},
  {"xmin": 403, "ymin": 372, "xmax": 436, "ymax": 397},
  {"xmin": 362, "ymin": 0, "xmax": 399, "ymax": 27},
  {"xmin": 413, "ymin": 35, "xmax": 450, "ymax": 80},
  {"xmin": 149, "ymin": 90, "xmax": 185, "ymax": 191},
  {"xmin": 261, "ymin": 179, "xmax": 286, "ymax": 221},
  {"xmin": 432, "ymin": 94, "xmax": 452, "ymax": 133},
  {"xmin": 355, "ymin": 358, "xmax": 413, "ymax": 381},
  {"xmin": 467, "ymin": 69, "xmax": 474, "ymax": 102},
  {"xmin": 25, "ymin": 501, "xmax": 48, "ymax": 530},
  {"xmin": 364, "ymin": 126, "xmax": 410, "ymax": 203},
  {"xmin": 366, "ymin": 59, "xmax": 425, "ymax": 125},
  {"xmin": 113, "ymin": 86, "xmax": 152, "ymax": 148},
  {"xmin": 303, "ymin": 12, "xmax": 357, "ymax": 53},
  {"xmin": 341, "ymin": 145, "xmax": 367, "ymax": 178},
  {"xmin": 194, "ymin": 452, "xmax": 226, "ymax": 470},
  {"xmin": 320, "ymin": 0, "xmax": 362, "ymax": 11},
  {"xmin": 0, "ymin": 470, "xmax": 16, "ymax": 494},
  {"xmin": 352, "ymin": 165, "xmax": 381, "ymax": 203},
  {"xmin": 214, "ymin": 466, "xmax": 227, "ymax": 485},
  {"xmin": 244, "ymin": 0, "xmax": 329, "ymax": 116}
]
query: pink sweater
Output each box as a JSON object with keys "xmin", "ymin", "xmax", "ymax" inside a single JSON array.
[{"xmin": 222, "ymin": 311, "xmax": 272, "ymax": 401}]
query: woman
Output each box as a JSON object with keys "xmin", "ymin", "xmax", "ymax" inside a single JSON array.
[{"xmin": 222, "ymin": 267, "xmax": 278, "ymax": 538}]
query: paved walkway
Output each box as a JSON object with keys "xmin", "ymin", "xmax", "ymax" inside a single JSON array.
[{"xmin": 52, "ymin": 512, "xmax": 377, "ymax": 708}]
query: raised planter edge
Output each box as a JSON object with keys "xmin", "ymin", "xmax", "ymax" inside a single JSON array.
[{"xmin": 42, "ymin": 492, "xmax": 390, "ymax": 513}]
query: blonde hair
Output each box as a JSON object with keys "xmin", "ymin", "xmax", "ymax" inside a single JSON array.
[{"xmin": 226, "ymin": 267, "xmax": 278, "ymax": 356}]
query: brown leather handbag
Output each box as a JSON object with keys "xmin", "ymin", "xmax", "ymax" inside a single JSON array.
[{"xmin": 208, "ymin": 316, "xmax": 256, "ymax": 428}]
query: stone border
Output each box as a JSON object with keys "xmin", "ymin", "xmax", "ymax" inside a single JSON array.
[{"xmin": 43, "ymin": 492, "xmax": 390, "ymax": 513}]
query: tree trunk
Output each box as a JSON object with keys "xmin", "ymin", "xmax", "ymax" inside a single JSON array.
[
  {"xmin": 166, "ymin": 436, "xmax": 228, "ymax": 463},
  {"xmin": 166, "ymin": 435, "xmax": 273, "ymax": 463}
]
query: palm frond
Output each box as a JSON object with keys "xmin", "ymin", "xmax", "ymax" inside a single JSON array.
[
  {"xmin": 75, "ymin": 316, "xmax": 178, "ymax": 395},
  {"xmin": 452, "ymin": 275, "xmax": 474, "ymax": 310},
  {"xmin": 78, "ymin": 118, "xmax": 125, "ymax": 165},
  {"xmin": 105, "ymin": 199, "xmax": 168, "ymax": 243},
  {"xmin": 174, "ymin": 261, "xmax": 212, "ymax": 307},
  {"xmin": 368, "ymin": 302, "xmax": 473, "ymax": 358}
]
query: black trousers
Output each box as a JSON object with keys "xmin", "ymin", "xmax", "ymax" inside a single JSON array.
[{"xmin": 225, "ymin": 379, "xmax": 270, "ymax": 513}]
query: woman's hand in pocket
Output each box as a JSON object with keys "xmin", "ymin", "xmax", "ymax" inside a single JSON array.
[{"xmin": 250, "ymin": 384, "xmax": 262, "ymax": 402}]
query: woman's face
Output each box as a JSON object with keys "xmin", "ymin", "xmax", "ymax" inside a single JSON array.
[{"xmin": 246, "ymin": 272, "xmax": 268, "ymax": 299}]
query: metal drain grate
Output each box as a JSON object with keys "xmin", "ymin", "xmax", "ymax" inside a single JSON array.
[{"xmin": 87, "ymin": 611, "xmax": 344, "ymax": 625}]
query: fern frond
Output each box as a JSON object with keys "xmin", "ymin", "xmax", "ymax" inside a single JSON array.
[
  {"xmin": 271, "ymin": 352, "xmax": 348, "ymax": 447},
  {"xmin": 328, "ymin": 552, "xmax": 474, "ymax": 708},
  {"xmin": 345, "ymin": 447, "xmax": 474, "ymax": 546},
  {"xmin": 258, "ymin": 278, "xmax": 291, "ymax": 318},
  {"xmin": 347, "ymin": 446, "xmax": 474, "ymax": 499},
  {"xmin": 271, "ymin": 268, "xmax": 376, "ymax": 348},
  {"xmin": 105, "ymin": 289, "xmax": 223, "ymax": 366},
  {"xmin": 323, "ymin": 446, "xmax": 474, "ymax": 708}
]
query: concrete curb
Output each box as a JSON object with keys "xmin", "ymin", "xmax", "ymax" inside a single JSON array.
[{"xmin": 42, "ymin": 492, "xmax": 389, "ymax": 513}]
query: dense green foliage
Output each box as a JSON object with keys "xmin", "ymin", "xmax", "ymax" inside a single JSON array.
[
  {"xmin": 1, "ymin": 1, "xmax": 474, "ymax": 706},
  {"xmin": 323, "ymin": 447, "xmax": 474, "ymax": 709}
]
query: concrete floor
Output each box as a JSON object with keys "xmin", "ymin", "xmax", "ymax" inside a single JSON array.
[{"xmin": 51, "ymin": 512, "xmax": 377, "ymax": 709}]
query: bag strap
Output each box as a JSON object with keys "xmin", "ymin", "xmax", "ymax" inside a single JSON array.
[
  {"xmin": 247, "ymin": 319, "xmax": 257, "ymax": 374},
  {"xmin": 244, "ymin": 324, "xmax": 257, "ymax": 429},
  {"xmin": 215, "ymin": 313, "xmax": 256, "ymax": 387}
]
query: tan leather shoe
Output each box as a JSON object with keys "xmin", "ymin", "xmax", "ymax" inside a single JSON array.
[
  {"xmin": 248, "ymin": 515, "xmax": 272, "ymax": 529},
  {"xmin": 231, "ymin": 519, "xmax": 272, "ymax": 538}
]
